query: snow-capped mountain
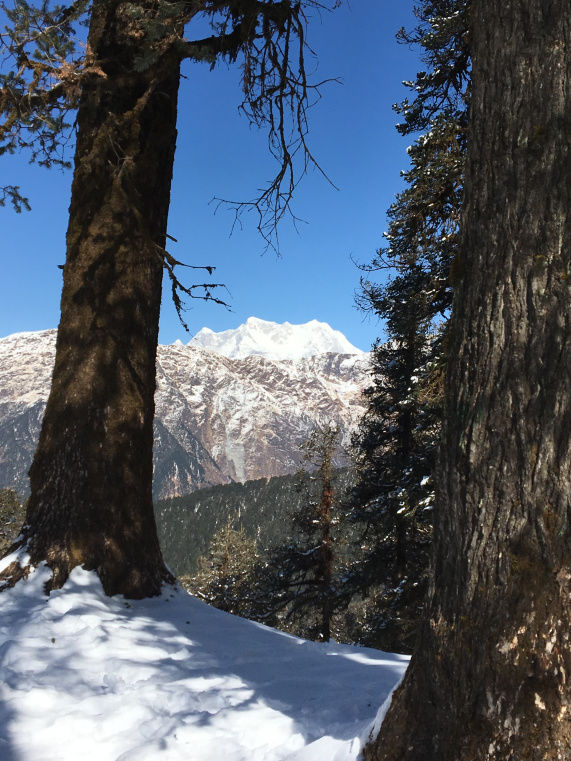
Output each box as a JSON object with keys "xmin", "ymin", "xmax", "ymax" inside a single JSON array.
[
  {"xmin": 0, "ymin": 322, "xmax": 369, "ymax": 499},
  {"xmin": 188, "ymin": 316, "xmax": 365, "ymax": 360}
]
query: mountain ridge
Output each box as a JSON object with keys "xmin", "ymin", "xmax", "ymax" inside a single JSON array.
[{"xmin": 0, "ymin": 322, "xmax": 369, "ymax": 499}]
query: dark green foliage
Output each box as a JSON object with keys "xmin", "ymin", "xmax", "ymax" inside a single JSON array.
[
  {"xmin": 155, "ymin": 468, "xmax": 355, "ymax": 573},
  {"xmin": 156, "ymin": 466, "xmax": 366, "ymax": 641},
  {"xmin": 158, "ymin": 459, "xmax": 427, "ymax": 650},
  {"xmin": 347, "ymin": 335, "xmax": 436, "ymax": 651},
  {"xmin": 370, "ymin": 112, "xmax": 466, "ymax": 318},
  {"xmin": 348, "ymin": 0, "xmax": 470, "ymax": 653},
  {"xmin": 0, "ymin": 488, "xmax": 25, "ymax": 555},
  {"xmin": 0, "ymin": 185, "xmax": 30, "ymax": 212},
  {"xmin": 258, "ymin": 424, "xmax": 341, "ymax": 642},
  {"xmin": 0, "ymin": 0, "xmax": 89, "ymax": 212},
  {"xmin": 180, "ymin": 521, "xmax": 263, "ymax": 618},
  {"xmin": 394, "ymin": 0, "xmax": 470, "ymax": 135},
  {"xmin": 155, "ymin": 472, "xmax": 319, "ymax": 577},
  {"xmin": 0, "ymin": 0, "xmax": 87, "ymax": 141}
]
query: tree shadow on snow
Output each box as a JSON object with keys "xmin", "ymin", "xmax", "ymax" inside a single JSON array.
[
  {"xmin": 0, "ymin": 572, "xmax": 409, "ymax": 760},
  {"xmin": 124, "ymin": 583, "xmax": 409, "ymax": 753}
]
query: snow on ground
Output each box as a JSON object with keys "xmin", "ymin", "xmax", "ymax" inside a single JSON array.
[{"xmin": 0, "ymin": 563, "xmax": 408, "ymax": 761}]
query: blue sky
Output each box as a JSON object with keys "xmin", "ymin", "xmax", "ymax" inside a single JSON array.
[{"xmin": 1, "ymin": 0, "xmax": 421, "ymax": 352}]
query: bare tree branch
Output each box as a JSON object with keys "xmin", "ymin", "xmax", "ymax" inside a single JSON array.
[
  {"xmin": 156, "ymin": 243, "xmax": 231, "ymax": 332},
  {"xmin": 204, "ymin": 0, "xmax": 341, "ymax": 252}
]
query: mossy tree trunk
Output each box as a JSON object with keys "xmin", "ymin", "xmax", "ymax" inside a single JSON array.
[
  {"xmin": 365, "ymin": 1, "xmax": 570, "ymax": 758},
  {"xmin": 3, "ymin": 0, "xmax": 182, "ymax": 597}
]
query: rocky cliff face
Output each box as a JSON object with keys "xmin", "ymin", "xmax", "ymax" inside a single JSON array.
[{"xmin": 0, "ymin": 323, "xmax": 369, "ymax": 499}]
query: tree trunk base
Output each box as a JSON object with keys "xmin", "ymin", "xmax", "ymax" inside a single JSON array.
[
  {"xmin": 0, "ymin": 535, "xmax": 175, "ymax": 599},
  {"xmin": 364, "ymin": 566, "xmax": 571, "ymax": 761}
]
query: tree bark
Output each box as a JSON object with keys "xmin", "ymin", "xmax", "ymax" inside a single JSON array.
[
  {"xmin": 2, "ymin": 0, "xmax": 182, "ymax": 597},
  {"xmin": 365, "ymin": 1, "xmax": 570, "ymax": 758}
]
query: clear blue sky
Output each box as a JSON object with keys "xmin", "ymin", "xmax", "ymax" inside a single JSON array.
[{"xmin": 1, "ymin": 0, "xmax": 421, "ymax": 352}]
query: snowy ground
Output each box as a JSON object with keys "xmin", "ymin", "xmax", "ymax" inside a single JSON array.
[{"xmin": 0, "ymin": 562, "xmax": 408, "ymax": 761}]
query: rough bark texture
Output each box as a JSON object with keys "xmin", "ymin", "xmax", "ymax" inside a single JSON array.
[
  {"xmin": 1, "ymin": 0, "xmax": 181, "ymax": 597},
  {"xmin": 365, "ymin": 1, "xmax": 570, "ymax": 758}
]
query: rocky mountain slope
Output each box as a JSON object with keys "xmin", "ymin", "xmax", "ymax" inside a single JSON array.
[{"xmin": 0, "ymin": 320, "xmax": 369, "ymax": 499}]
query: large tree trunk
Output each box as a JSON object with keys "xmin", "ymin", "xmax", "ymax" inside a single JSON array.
[
  {"xmin": 365, "ymin": 1, "xmax": 570, "ymax": 758},
  {"xmin": 2, "ymin": 0, "xmax": 182, "ymax": 597}
]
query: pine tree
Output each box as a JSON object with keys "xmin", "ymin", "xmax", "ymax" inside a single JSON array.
[
  {"xmin": 367, "ymin": 0, "xmax": 570, "ymax": 757},
  {"xmin": 257, "ymin": 424, "xmax": 341, "ymax": 641},
  {"xmin": 182, "ymin": 519, "xmax": 262, "ymax": 618},
  {"xmin": 347, "ymin": 326, "xmax": 436, "ymax": 652},
  {"xmin": 348, "ymin": 0, "xmax": 469, "ymax": 653},
  {"xmin": 0, "ymin": 0, "xmax": 336, "ymax": 597}
]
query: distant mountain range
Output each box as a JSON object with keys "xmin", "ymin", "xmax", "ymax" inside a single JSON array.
[{"xmin": 0, "ymin": 319, "xmax": 369, "ymax": 499}]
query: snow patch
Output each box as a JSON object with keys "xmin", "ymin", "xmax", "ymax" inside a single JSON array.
[
  {"xmin": 0, "ymin": 545, "xmax": 31, "ymax": 574},
  {"xmin": 0, "ymin": 566, "xmax": 408, "ymax": 761}
]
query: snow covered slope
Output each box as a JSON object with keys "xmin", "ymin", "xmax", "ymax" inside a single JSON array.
[
  {"xmin": 189, "ymin": 317, "xmax": 365, "ymax": 360},
  {"xmin": 0, "ymin": 560, "xmax": 408, "ymax": 761},
  {"xmin": 0, "ymin": 328, "xmax": 369, "ymax": 498}
]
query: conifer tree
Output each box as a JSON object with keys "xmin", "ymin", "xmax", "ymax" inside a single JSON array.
[
  {"xmin": 347, "ymin": 0, "xmax": 469, "ymax": 651},
  {"xmin": 257, "ymin": 424, "xmax": 341, "ymax": 641},
  {"xmin": 367, "ymin": 0, "xmax": 570, "ymax": 756},
  {"xmin": 182, "ymin": 519, "xmax": 262, "ymax": 617},
  {"xmin": 348, "ymin": 283, "xmax": 436, "ymax": 652},
  {"xmin": 0, "ymin": 0, "xmax": 336, "ymax": 597}
]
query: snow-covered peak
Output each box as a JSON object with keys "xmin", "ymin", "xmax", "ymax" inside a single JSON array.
[
  {"xmin": 1, "ymin": 328, "xmax": 56, "ymax": 346},
  {"xmin": 187, "ymin": 317, "xmax": 364, "ymax": 360}
]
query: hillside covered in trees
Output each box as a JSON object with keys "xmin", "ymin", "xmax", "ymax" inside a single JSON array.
[{"xmin": 156, "ymin": 472, "xmax": 332, "ymax": 576}]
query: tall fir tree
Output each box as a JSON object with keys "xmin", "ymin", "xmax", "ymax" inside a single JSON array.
[
  {"xmin": 348, "ymin": 0, "xmax": 470, "ymax": 652},
  {"xmin": 367, "ymin": 0, "xmax": 571, "ymax": 756},
  {"xmin": 0, "ymin": 0, "xmax": 336, "ymax": 597},
  {"xmin": 348, "ymin": 272, "xmax": 437, "ymax": 652}
]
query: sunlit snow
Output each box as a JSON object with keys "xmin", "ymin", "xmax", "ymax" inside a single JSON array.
[
  {"xmin": 0, "ymin": 564, "xmax": 408, "ymax": 761},
  {"xmin": 188, "ymin": 317, "xmax": 365, "ymax": 361}
]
